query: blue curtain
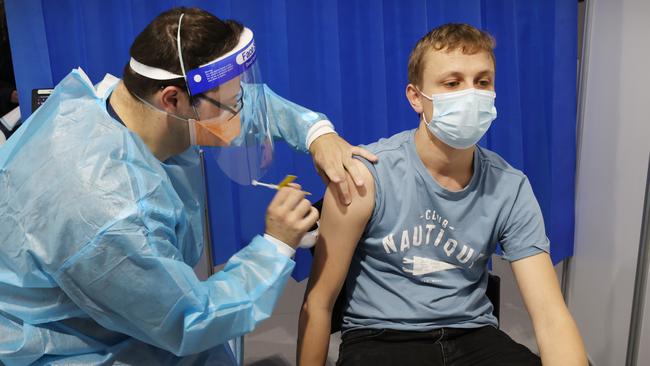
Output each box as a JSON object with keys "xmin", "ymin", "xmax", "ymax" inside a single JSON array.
[{"xmin": 6, "ymin": 0, "xmax": 576, "ymax": 281}]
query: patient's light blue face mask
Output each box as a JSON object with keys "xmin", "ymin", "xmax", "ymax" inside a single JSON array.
[{"xmin": 418, "ymin": 88, "xmax": 497, "ymax": 149}]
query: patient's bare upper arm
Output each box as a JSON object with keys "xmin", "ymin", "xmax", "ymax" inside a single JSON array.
[{"xmin": 304, "ymin": 159, "xmax": 376, "ymax": 309}]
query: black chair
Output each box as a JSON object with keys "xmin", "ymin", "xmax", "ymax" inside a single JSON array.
[{"xmin": 306, "ymin": 199, "xmax": 501, "ymax": 333}]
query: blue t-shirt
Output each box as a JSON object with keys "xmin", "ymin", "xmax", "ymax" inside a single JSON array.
[{"xmin": 342, "ymin": 129, "xmax": 549, "ymax": 332}]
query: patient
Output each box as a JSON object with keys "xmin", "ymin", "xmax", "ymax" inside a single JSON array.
[{"xmin": 297, "ymin": 24, "xmax": 587, "ymax": 366}]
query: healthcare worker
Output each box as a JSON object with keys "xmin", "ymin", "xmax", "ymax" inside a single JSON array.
[{"xmin": 0, "ymin": 7, "xmax": 376, "ymax": 365}]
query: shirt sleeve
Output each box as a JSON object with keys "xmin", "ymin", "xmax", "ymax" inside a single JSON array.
[
  {"xmin": 53, "ymin": 221, "xmax": 295, "ymax": 356},
  {"xmin": 499, "ymin": 177, "xmax": 550, "ymax": 262}
]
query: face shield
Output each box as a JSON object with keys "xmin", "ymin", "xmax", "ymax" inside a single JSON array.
[{"xmin": 128, "ymin": 15, "xmax": 273, "ymax": 185}]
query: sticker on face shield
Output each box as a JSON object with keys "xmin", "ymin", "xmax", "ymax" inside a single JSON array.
[{"xmin": 186, "ymin": 38, "xmax": 257, "ymax": 95}]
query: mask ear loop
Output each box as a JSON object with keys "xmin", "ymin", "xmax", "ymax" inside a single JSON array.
[
  {"xmin": 176, "ymin": 13, "xmax": 200, "ymax": 120},
  {"xmin": 130, "ymin": 91, "xmax": 190, "ymax": 122},
  {"xmin": 414, "ymin": 85, "xmax": 434, "ymax": 126}
]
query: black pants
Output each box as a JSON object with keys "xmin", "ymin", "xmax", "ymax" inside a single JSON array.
[{"xmin": 337, "ymin": 326, "xmax": 541, "ymax": 366}]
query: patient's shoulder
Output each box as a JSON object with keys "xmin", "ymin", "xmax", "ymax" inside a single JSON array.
[
  {"xmin": 361, "ymin": 129, "xmax": 413, "ymax": 157},
  {"xmin": 323, "ymin": 158, "xmax": 375, "ymax": 222}
]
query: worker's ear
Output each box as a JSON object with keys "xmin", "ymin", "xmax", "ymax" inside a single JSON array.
[{"xmin": 159, "ymin": 86, "xmax": 189, "ymax": 113}]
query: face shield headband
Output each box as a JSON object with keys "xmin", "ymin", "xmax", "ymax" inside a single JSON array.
[{"xmin": 128, "ymin": 16, "xmax": 256, "ymax": 97}]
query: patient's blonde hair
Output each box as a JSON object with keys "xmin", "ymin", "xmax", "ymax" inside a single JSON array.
[{"xmin": 408, "ymin": 23, "xmax": 496, "ymax": 88}]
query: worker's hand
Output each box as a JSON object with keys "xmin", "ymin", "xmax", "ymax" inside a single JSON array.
[
  {"xmin": 10, "ymin": 90, "xmax": 18, "ymax": 104},
  {"xmin": 309, "ymin": 133, "xmax": 378, "ymax": 206},
  {"xmin": 265, "ymin": 184, "xmax": 319, "ymax": 248}
]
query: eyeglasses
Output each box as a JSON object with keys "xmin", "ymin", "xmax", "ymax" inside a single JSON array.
[{"xmin": 197, "ymin": 85, "xmax": 244, "ymax": 120}]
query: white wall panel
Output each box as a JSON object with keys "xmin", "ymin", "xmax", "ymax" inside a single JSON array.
[{"xmin": 569, "ymin": 0, "xmax": 650, "ymax": 365}]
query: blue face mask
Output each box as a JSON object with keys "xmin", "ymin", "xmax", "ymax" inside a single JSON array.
[{"xmin": 418, "ymin": 88, "xmax": 497, "ymax": 149}]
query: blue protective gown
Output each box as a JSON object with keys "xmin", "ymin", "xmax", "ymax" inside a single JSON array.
[{"xmin": 0, "ymin": 69, "xmax": 327, "ymax": 365}]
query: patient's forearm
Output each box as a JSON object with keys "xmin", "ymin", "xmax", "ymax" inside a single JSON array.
[
  {"xmin": 298, "ymin": 304, "xmax": 333, "ymax": 366},
  {"xmin": 534, "ymin": 309, "xmax": 588, "ymax": 366}
]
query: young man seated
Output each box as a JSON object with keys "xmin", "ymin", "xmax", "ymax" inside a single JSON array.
[{"xmin": 297, "ymin": 24, "xmax": 587, "ymax": 366}]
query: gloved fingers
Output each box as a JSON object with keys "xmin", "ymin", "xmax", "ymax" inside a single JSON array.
[
  {"xmin": 286, "ymin": 182, "xmax": 302, "ymax": 190},
  {"xmin": 315, "ymin": 167, "xmax": 330, "ymax": 187},
  {"xmin": 342, "ymin": 155, "xmax": 365, "ymax": 187},
  {"xmin": 287, "ymin": 198, "xmax": 313, "ymax": 222},
  {"xmin": 329, "ymin": 174, "xmax": 351, "ymax": 206},
  {"xmin": 279, "ymin": 185, "xmax": 306, "ymax": 210},
  {"xmin": 350, "ymin": 145, "xmax": 378, "ymax": 163},
  {"xmin": 298, "ymin": 206, "xmax": 319, "ymax": 231},
  {"xmin": 269, "ymin": 183, "xmax": 302, "ymax": 207}
]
